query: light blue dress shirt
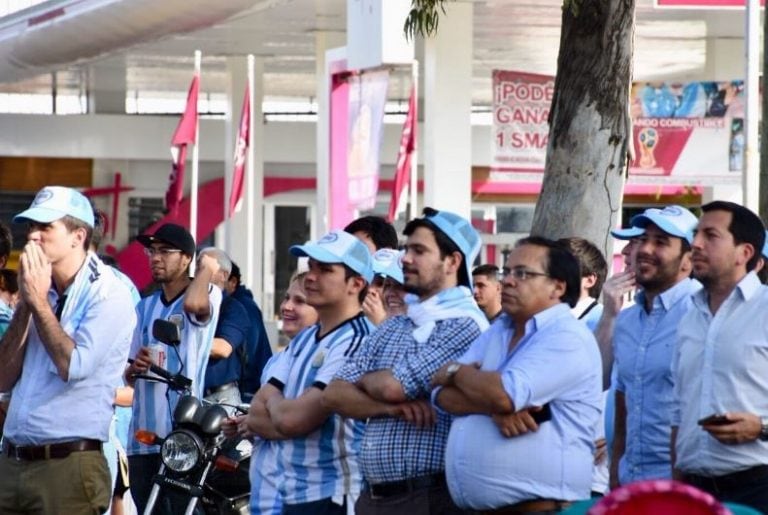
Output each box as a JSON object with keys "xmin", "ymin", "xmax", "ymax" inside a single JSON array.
[
  {"xmin": 4, "ymin": 253, "xmax": 137, "ymax": 445},
  {"xmin": 673, "ymin": 273, "xmax": 768, "ymax": 476},
  {"xmin": 443, "ymin": 304, "xmax": 602, "ymax": 510},
  {"xmin": 613, "ymin": 277, "xmax": 699, "ymax": 484}
]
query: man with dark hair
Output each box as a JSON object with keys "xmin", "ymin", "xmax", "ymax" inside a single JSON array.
[
  {"xmin": 432, "ymin": 236, "xmax": 601, "ymax": 512},
  {"xmin": 672, "ymin": 201, "xmax": 768, "ymax": 513},
  {"xmin": 344, "ymin": 215, "xmax": 398, "ymax": 252},
  {"xmin": 607, "ymin": 206, "xmax": 699, "ymax": 489},
  {"xmin": 325, "ymin": 208, "xmax": 488, "ymax": 515},
  {"xmin": 247, "ymin": 230, "xmax": 374, "ymax": 515},
  {"xmin": 472, "ymin": 264, "xmax": 502, "ymax": 322},
  {"xmin": 0, "ymin": 186, "xmax": 137, "ymax": 514},
  {"xmin": 124, "ymin": 223, "xmax": 221, "ymax": 514},
  {"xmin": 226, "ymin": 262, "xmax": 272, "ymax": 401}
]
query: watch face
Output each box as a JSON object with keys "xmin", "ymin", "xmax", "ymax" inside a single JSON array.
[{"xmin": 447, "ymin": 363, "xmax": 461, "ymax": 374}]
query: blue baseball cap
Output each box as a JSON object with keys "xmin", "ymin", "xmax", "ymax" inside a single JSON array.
[
  {"xmin": 630, "ymin": 205, "xmax": 698, "ymax": 244},
  {"xmin": 611, "ymin": 226, "xmax": 645, "ymax": 240},
  {"xmin": 422, "ymin": 209, "xmax": 481, "ymax": 289},
  {"xmin": 14, "ymin": 186, "xmax": 95, "ymax": 228},
  {"xmin": 290, "ymin": 230, "xmax": 374, "ymax": 283},
  {"xmin": 372, "ymin": 248, "xmax": 404, "ymax": 285}
]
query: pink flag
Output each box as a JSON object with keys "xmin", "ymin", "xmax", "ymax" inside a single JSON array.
[
  {"xmin": 388, "ymin": 86, "xmax": 417, "ymax": 222},
  {"xmin": 166, "ymin": 74, "xmax": 200, "ymax": 214},
  {"xmin": 228, "ymin": 86, "xmax": 250, "ymax": 217}
]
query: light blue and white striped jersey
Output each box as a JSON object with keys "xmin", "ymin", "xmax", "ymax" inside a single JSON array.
[
  {"xmin": 268, "ymin": 313, "xmax": 372, "ymax": 505},
  {"xmin": 127, "ymin": 284, "xmax": 221, "ymax": 455},
  {"xmin": 250, "ymin": 352, "xmax": 290, "ymax": 515}
]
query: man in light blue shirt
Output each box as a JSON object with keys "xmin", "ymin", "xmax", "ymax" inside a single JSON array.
[
  {"xmin": 609, "ymin": 205, "xmax": 699, "ymax": 488},
  {"xmin": 0, "ymin": 186, "xmax": 137, "ymax": 514},
  {"xmin": 433, "ymin": 236, "xmax": 602, "ymax": 512},
  {"xmin": 672, "ymin": 201, "xmax": 768, "ymax": 513}
]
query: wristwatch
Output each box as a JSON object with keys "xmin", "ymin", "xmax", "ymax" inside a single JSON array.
[
  {"xmin": 444, "ymin": 363, "xmax": 462, "ymax": 385},
  {"xmin": 759, "ymin": 416, "xmax": 768, "ymax": 441}
]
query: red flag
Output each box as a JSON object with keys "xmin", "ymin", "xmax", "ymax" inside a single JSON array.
[
  {"xmin": 228, "ymin": 86, "xmax": 250, "ymax": 217},
  {"xmin": 388, "ymin": 86, "xmax": 417, "ymax": 222},
  {"xmin": 166, "ymin": 74, "xmax": 200, "ymax": 214}
]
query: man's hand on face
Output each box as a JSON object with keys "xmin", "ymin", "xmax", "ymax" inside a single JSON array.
[
  {"xmin": 19, "ymin": 242, "xmax": 52, "ymax": 308},
  {"xmin": 601, "ymin": 271, "xmax": 636, "ymax": 317}
]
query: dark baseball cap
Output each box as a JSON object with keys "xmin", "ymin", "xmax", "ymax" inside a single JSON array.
[{"xmin": 136, "ymin": 223, "xmax": 196, "ymax": 256}]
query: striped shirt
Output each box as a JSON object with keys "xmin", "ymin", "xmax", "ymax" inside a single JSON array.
[
  {"xmin": 268, "ymin": 313, "xmax": 373, "ymax": 504},
  {"xmin": 335, "ymin": 314, "xmax": 483, "ymax": 484},
  {"xmin": 126, "ymin": 284, "xmax": 221, "ymax": 456},
  {"xmin": 250, "ymin": 352, "xmax": 290, "ymax": 515}
]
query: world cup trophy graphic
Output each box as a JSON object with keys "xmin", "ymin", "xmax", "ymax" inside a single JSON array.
[{"xmin": 638, "ymin": 127, "xmax": 659, "ymax": 169}]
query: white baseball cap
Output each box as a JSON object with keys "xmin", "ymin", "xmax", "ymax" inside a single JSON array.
[
  {"xmin": 14, "ymin": 186, "xmax": 95, "ymax": 228},
  {"xmin": 372, "ymin": 248, "xmax": 404, "ymax": 285}
]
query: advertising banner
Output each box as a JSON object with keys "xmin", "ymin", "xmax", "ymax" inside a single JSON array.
[
  {"xmin": 655, "ymin": 0, "xmax": 764, "ymax": 7},
  {"xmin": 491, "ymin": 70, "xmax": 744, "ymax": 184},
  {"xmin": 492, "ymin": 70, "xmax": 554, "ymax": 172},
  {"xmin": 347, "ymin": 69, "xmax": 389, "ymax": 211}
]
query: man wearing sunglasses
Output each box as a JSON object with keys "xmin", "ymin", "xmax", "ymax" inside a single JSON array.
[
  {"xmin": 124, "ymin": 223, "xmax": 222, "ymax": 514},
  {"xmin": 432, "ymin": 236, "xmax": 602, "ymax": 512}
]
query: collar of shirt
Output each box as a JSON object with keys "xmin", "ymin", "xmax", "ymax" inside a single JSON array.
[{"xmin": 692, "ymin": 271, "xmax": 762, "ymax": 314}]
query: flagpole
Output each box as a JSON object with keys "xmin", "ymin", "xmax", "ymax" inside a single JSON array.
[
  {"xmin": 190, "ymin": 49, "xmax": 202, "ymax": 255},
  {"xmin": 409, "ymin": 59, "xmax": 419, "ymax": 221},
  {"xmin": 246, "ymin": 54, "xmax": 256, "ymax": 291}
]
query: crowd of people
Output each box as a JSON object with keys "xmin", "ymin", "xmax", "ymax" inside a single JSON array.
[{"xmin": 0, "ymin": 185, "xmax": 767, "ymax": 515}]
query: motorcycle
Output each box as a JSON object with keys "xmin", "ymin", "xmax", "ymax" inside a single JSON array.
[{"xmin": 132, "ymin": 319, "xmax": 251, "ymax": 515}]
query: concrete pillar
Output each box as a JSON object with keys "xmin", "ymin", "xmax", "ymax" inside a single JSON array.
[
  {"xmin": 88, "ymin": 57, "xmax": 126, "ymax": 114},
  {"xmin": 223, "ymin": 56, "xmax": 265, "ymax": 303},
  {"xmin": 423, "ymin": 1, "xmax": 473, "ymax": 219},
  {"xmin": 315, "ymin": 30, "xmax": 346, "ymax": 236},
  {"xmin": 702, "ymin": 36, "xmax": 744, "ymax": 82}
]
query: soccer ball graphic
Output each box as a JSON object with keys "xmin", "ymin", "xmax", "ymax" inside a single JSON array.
[{"xmin": 638, "ymin": 127, "xmax": 659, "ymax": 168}]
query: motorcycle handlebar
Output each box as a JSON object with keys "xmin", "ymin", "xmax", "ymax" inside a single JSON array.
[{"xmin": 128, "ymin": 358, "xmax": 192, "ymax": 391}]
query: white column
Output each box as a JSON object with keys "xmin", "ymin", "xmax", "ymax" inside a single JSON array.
[
  {"xmin": 223, "ymin": 56, "xmax": 265, "ymax": 301},
  {"xmin": 316, "ymin": 31, "xmax": 346, "ymax": 237},
  {"xmin": 423, "ymin": 1, "xmax": 473, "ymax": 219},
  {"xmin": 88, "ymin": 57, "xmax": 126, "ymax": 114}
]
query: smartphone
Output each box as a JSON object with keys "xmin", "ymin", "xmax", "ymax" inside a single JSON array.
[
  {"xmin": 531, "ymin": 403, "xmax": 552, "ymax": 424},
  {"xmin": 697, "ymin": 414, "xmax": 730, "ymax": 426}
]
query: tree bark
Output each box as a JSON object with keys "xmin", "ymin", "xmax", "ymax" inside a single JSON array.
[{"xmin": 531, "ymin": 0, "xmax": 635, "ymax": 260}]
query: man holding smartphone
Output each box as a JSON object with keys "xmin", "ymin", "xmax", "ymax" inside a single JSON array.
[
  {"xmin": 608, "ymin": 205, "xmax": 699, "ymax": 489},
  {"xmin": 432, "ymin": 237, "xmax": 602, "ymax": 512},
  {"xmin": 672, "ymin": 201, "xmax": 768, "ymax": 513}
]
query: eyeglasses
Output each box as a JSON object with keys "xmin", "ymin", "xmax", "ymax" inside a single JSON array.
[
  {"xmin": 144, "ymin": 247, "xmax": 182, "ymax": 258},
  {"xmin": 502, "ymin": 268, "xmax": 550, "ymax": 281}
]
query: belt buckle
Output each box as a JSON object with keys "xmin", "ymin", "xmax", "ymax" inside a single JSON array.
[{"xmin": 13, "ymin": 445, "xmax": 22, "ymax": 461}]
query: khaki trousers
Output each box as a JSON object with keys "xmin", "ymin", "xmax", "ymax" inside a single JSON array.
[{"xmin": 0, "ymin": 450, "xmax": 110, "ymax": 514}]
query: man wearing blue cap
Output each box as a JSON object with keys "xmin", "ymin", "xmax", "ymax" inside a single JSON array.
[
  {"xmin": 609, "ymin": 205, "xmax": 700, "ymax": 489},
  {"xmin": 325, "ymin": 208, "xmax": 488, "ymax": 515},
  {"xmin": 247, "ymin": 230, "xmax": 374, "ymax": 515},
  {"xmin": 0, "ymin": 186, "xmax": 137, "ymax": 514}
]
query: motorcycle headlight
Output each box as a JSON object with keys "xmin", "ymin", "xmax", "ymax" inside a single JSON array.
[{"xmin": 160, "ymin": 430, "xmax": 202, "ymax": 473}]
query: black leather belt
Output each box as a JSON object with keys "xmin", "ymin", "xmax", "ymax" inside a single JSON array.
[
  {"xmin": 3, "ymin": 439, "xmax": 102, "ymax": 461},
  {"xmin": 368, "ymin": 473, "xmax": 446, "ymax": 499},
  {"xmin": 204, "ymin": 381, "xmax": 238, "ymax": 396},
  {"xmin": 683, "ymin": 465, "xmax": 768, "ymax": 492}
]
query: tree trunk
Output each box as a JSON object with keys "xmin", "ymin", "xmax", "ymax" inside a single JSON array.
[{"xmin": 531, "ymin": 0, "xmax": 635, "ymax": 260}]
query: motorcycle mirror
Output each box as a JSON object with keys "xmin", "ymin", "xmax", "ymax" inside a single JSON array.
[
  {"xmin": 174, "ymin": 395, "xmax": 202, "ymax": 425},
  {"xmin": 152, "ymin": 319, "xmax": 181, "ymax": 347},
  {"xmin": 196, "ymin": 404, "xmax": 229, "ymax": 436}
]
